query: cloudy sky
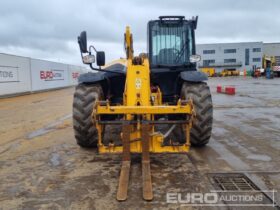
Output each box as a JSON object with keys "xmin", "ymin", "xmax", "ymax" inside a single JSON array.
[{"xmin": 0, "ymin": 0, "xmax": 279, "ymax": 66}]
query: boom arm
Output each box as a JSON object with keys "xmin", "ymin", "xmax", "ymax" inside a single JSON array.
[{"xmin": 124, "ymin": 26, "xmax": 134, "ymax": 60}]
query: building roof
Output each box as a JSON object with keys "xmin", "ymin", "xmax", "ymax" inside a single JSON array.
[{"xmin": 197, "ymin": 41, "xmax": 263, "ymax": 46}]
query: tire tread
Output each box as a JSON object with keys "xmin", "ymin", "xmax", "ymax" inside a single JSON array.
[
  {"xmin": 72, "ymin": 84, "xmax": 103, "ymax": 148},
  {"xmin": 181, "ymin": 82, "xmax": 213, "ymax": 146}
]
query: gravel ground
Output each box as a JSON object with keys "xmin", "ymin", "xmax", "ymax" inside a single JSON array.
[{"xmin": 0, "ymin": 77, "xmax": 279, "ymax": 210}]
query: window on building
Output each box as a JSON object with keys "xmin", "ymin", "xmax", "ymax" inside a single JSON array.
[
  {"xmin": 203, "ymin": 49, "xmax": 215, "ymax": 54},
  {"xmin": 224, "ymin": 49, "xmax": 236, "ymax": 53},
  {"xmin": 252, "ymin": 48, "xmax": 261, "ymax": 52},
  {"xmin": 224, "ymin": 59, "xmax": 236, "ymax": 63},
  {"xmin": 203, "ymin": 59, "xmax": 215, "ymax": 66},
  {"xmin": 245, "ymin": 48, "xmax": 250, "ymax": 65},
  {"xmin": 275, "ymin": 56, "xmax": 280, "ymax": 65},
  {"xmin": 252, "ymin": 58, "xmax": 261, "ymax": 62}
]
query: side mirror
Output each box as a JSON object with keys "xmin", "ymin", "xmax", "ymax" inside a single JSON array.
[
  {"xmin": 78, "ymin": 31, "xmax": 87, "ymax": 53},
  {"xmin": 96, "ymin": 51, "xmax": 105, "ymax": 66}
]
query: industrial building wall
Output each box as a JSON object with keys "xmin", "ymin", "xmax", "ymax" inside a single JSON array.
[
  {"xmin": 263, "ymin": 43, "xmax": 280, "ymax": 56},
  {"xmin": 263, "ymin": 43, "xmax": 280, "ymax": 66},
  {"xmin": 196, "ymin": 42, "xmax": 263, "ymax": 72},
  {"xmin": 0, "ymin": 53, "xmax": 88, "ymax": 97}
]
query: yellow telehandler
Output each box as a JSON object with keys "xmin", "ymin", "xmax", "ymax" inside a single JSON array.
[{"xmin": 73, "ymin": 16, "xmax": 213, "ymax": 201}]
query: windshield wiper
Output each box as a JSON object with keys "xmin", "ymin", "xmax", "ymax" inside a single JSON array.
[{"xmin": 174, "ymin": 38, "xmax": 189, "ymax": 64}]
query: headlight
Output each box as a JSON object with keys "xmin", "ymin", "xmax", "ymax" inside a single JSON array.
[
  {"xmin": 189, "ymin": 54, "xmax": 201, "ymax": 63},
  {"xmin": 82, "ymin": 55, "xmax": 95, "ymax": 64}
]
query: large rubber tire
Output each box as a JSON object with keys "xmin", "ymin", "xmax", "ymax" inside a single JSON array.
[
  {"xmin": 181, "ymin": 82, "xmax": 213, "ymax": 146},
  {"xmin": 73, "ymin": 84, "xmax": 103, "ymax": 148}
]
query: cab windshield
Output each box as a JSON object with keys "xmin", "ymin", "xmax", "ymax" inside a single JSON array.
[{"xmin": 150, "ymin": 23, "xmax": 193, "ymax": 66}]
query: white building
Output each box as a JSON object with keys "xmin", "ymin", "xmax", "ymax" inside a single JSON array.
[{"xmin": 196, "ymin": 42, "xmax": 272, "ymax": 72}]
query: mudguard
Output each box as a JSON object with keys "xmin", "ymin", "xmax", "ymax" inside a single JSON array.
[
  {"xmin": 180, "ymin": 71, "xmax": 208, "ymax": 82},
  {"xmin": 78, "ymin": 63, "xmax": 126, "ymax": 84},
  {"xmin": 78, "ymin": 72, "xmax": 106, "ymax": 84}
]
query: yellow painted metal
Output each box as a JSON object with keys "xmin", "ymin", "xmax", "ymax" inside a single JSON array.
[
  {"xmin": 150, "ymin": 87, "xmax": 162, "ymax": 105},
  {"xmin": 220, "ymin": 69, "xmax": 240, "ymax": 77},
  {"xmin": 263, "ymin": 54, "xmax": 276, "ymax": 69},
  {"xmin": 124, "ymin": 59, "xmax": 151, "ymax": 107},
  {"xmin": 96, "ymin": 104, "xmax": 192, "ymax": 114},
  {"xmin": 201, "ymin": 67, "xmax": 215, "ymax": 77},
  {"xmin": 125, "ymin": 26, "xmax": 134, "ymax": 59},
  {"xmin": 93, "ymin": 26, "xmax": 194, "ymax": 154},
  {"xmin": 103, "ymin": 58, "xmax": 127, "ymax": 69},
  {"xmin": 98, "ymin": 134, "xmax": 190, "ymax": 153}
]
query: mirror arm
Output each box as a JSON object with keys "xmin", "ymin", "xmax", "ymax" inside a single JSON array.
[
  {"xmin": 89, "ymin": 63, "xmax": 125, "ymax": 75},
  {"xmin": 89, "ymin": 45, "xmax": 97, "ymax": 53}
]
